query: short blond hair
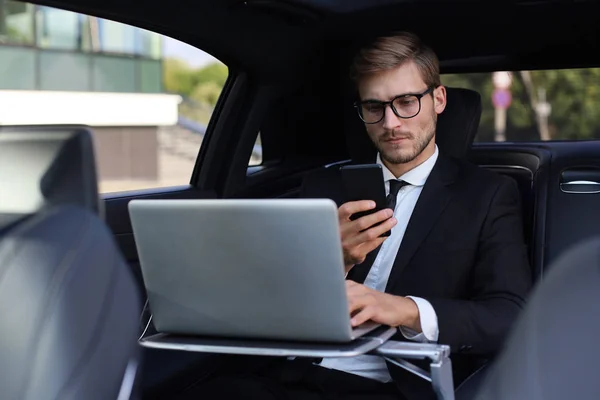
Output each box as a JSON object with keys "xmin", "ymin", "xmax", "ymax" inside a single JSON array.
[{"xmin": 350, "ymin": 31, "xmax": 441, "ymax": 88}]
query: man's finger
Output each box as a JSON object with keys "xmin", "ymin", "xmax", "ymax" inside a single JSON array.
[
  {"xmin": 338, "ymin": 200, "xmax": 376, "ymax": 220},
  {"xmin": 344, "ymin": 216, "xmax": 395, "ymax": 249},
  {"xmin": 341, "ymin": 236, "xmax": 386, "ymax": 267},
  {"xmin": 351, "ymin": 305, "xmax": 376, "ymax": 327},
  {"xmin": 352, "ymin": 209, "xmax": 394, "ymax": 233},
  {"xmin": 346, "ymin": 281, "xmax": 369, "ymax": 297},
  {"xmin": 362, "ymin": 236, "xmax": 388, "ymax": 254},
  {"xmin": 346, "ymin": 282, "xmax": 369, "ymax": 302},
  {"xmin": 356, "ymin": 216, "xmax": 397, "ymax": 244},
  {"xmin": 347, "ymin": 292, "xmax": 376, "ymax": 314}
]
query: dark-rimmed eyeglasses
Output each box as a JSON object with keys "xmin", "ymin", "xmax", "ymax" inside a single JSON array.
[{"xmin": 354, "ymin": 87, "xmax": 435, "ymax": 124}]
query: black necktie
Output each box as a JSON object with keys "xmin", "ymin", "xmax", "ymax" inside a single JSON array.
[{"xmin": 386, "ymin": 179, "xmax": 409, "ymax": 212}]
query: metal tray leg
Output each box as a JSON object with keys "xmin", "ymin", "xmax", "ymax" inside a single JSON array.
[
  {"xmin": 372, "ymin": 341, "xmax": 455, "ymax": 400},
  {"xmin": 431, "ymin": 357, "xmax": 454, "ymax": 400}
]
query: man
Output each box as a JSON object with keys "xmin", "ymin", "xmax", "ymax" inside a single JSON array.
[{"xmin": 194, "ymin": 31, "xmax": 532, "ymax": 400}]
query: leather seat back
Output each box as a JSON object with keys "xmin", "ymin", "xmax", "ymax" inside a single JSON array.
[
  {"xmin": 474, "ymin": 237, "xmax": 600, "ymax": 399},
  {"xmin": 0, "ymin": 125, "xmax": 141, "ymax": 400},
  {"xmin": 468, "ymin": 147, "xmax": 551, "ymax": 281}
]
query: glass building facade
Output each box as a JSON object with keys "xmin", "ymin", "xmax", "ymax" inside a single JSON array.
[{"xmin": 0, "ymin": 0, "xmax": 162, "ymax": 93}]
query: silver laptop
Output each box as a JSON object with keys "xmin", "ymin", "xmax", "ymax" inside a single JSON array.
[{"xmin": 128, "ymin": 198, "xmax": 380, "ymax": 343}]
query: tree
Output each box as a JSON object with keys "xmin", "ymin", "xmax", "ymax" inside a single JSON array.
[
  {"xmin": 442, "ymin": 68, "xmax": 600, "ymax": 141},
  {"xmin": 163, "ymin": 57, "xmax": 196, "ymax": 96},
  {"xmin": 528, "ymin": 68, "xmax": 600, "ymax": 140},
  {"xmin": 163, "ymin": 58, "xmax": 229, "ymax": 124},
  {"xmin": 193, "ymin": 62, "xmax": 228, "ymax": 88},
  {"xmin": 190, "ymin": 81, "xmax": 222, "ymax": 106},
  {"xmin": 163, "ymin": 58, "xmax": 228, "ymax": 99}
]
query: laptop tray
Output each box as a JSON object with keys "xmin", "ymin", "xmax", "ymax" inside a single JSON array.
[{"xmin": 139, "ymin": 326, "xmax": 397, "ymax": 358}]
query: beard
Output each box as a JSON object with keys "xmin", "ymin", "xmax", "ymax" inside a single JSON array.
[{"xmin": 374, "ymin": 114, "xmax": 436, "ymax": 165}]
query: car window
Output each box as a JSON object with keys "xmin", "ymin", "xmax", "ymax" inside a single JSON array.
[
  {"xmin": 250, "ymin": 133, "xmax": 262, "ymax": 166},
  {"xmin": 442, "ymin": 68, "xmax": 600, "ymax": 142},
  {"xmin": 0, "ymin": 1, "xmax": 239, "ymax": 194}
]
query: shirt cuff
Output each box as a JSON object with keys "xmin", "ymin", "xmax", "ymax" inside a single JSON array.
[{"xmin": 399, "ymin": 296, "xmax": 439, "ymax": 343}]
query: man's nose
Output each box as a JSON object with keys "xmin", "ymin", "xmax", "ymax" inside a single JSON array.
[{"xmin": 382, "ymin": 104, "xmax": 402, "ymax": 130}]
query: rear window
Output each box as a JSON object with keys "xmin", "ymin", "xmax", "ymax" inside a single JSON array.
[{"xmin": 442, "ymin": 68, "xmax": 600, "ymax": 142}]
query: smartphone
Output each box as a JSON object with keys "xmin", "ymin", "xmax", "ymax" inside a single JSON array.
[{"xmin": 340, "ymin": 164, "xmax": 391, "ymax": 236}]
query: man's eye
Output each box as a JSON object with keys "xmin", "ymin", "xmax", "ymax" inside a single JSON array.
[
  {"xmin": 364, "ymin": 104, "xmax": 383, "ymax": 113},
  {"xmin": 398, "ymin": 98, "xmax": 416, "ymax": 106}
]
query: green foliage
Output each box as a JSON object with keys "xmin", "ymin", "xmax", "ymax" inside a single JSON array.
[
  {"xmin": 529, "ymin": 68, "xmax": 600, "ymax": 139},
  {"xmin": 163, "ymin": 58, "xmax": 197, "ymax": 96},
  {"xmin": 163, "ymin": 58, "xmax": 228, "ymax": 102},
  {"xmin": 193, "ymin": 62, "xmax": 228, "ymax": 88},
  {"xmin": 190, "ymin": 81, "xmax": 222, "ymax": 107},
  {"xmin": 163, "ymin": 58, "xmax": 229, "ymax": 124},
  {"xmin": 442, "ymin": 68, "xmax": 600, "ymax": 141}
]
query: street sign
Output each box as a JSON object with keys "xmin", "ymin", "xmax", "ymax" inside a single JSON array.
[
  {"xmin": 492, "ymin": 71, "xmax": 512, "ymax": 89},
  {"xmin": 492, "ymin": 88, "xmax": 512, "ymax": 109}
]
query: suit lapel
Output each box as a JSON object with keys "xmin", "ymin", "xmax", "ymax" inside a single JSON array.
[{"xmin": 384, "ymin": 154, "xmax": 459, "ymax": 292}]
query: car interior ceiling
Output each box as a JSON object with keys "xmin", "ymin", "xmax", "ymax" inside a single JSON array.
[
  {"xmin": 15, "ymin": 0, "xmax": 600, "ymax": 398},
  {"xmin": 33, "ymin": 0, "xmax": 600, "ymax": 73}
]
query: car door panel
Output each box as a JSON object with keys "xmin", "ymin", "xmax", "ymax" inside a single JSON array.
[
  {"xmin": 470, "ymin": 141, "xmax": 600, "ymax": 279},
  {"xmin": 542, "ymin": 142, "xmax": 600, "ymax": 270},
  {"xmin": 103, "ymin": 186, "xmax": 217, "ymax": 285}
]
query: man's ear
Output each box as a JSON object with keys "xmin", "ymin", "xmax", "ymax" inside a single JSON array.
[{"xmin": 433, "ymin": 85, "xmax": 447, "ymax": 115}]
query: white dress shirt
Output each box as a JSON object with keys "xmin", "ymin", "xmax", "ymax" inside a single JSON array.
[{"xmin": 318, "ymin": 145, "xmax": 440, "ymax": 383}]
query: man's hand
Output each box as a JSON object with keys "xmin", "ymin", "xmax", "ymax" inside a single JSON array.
[
  {"xmin": 339, "ymin": 200, "xmax": 397, "ymax": 272},
  {"xmin": 346, "ymin": 281, "xmax": 421, "ymax": 331}
]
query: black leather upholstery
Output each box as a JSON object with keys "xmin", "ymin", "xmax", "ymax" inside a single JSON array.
[
  {"xmin": 468, "ymin": 147, "xmax": 551, "ymax": 281},
  {"xmin": 345, "ymin": 86, "xmax": 482, "ymax": 162},
  {"xmin": 436, "ymin": 87, "xmax": 482, "ymax": 159},
  {"xmin": 0, "ymin": 126, "xmax": 141, "ymax": 400},
  {"xmin": 474, "ymin": 237, "xmax": 600, "ymax": 399},
  {"xmin": 455, "ymin": 362, "xmax": 491, "ymax": 400}
]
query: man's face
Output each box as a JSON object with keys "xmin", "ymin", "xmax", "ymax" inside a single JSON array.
[{"xmin": 357, "ymin": 61, "xmax": 446, "ymax": 165}]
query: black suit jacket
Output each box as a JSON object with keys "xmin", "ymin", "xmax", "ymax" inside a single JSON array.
[{"xmin": 300, "ymin": 152, "xmax": 533, "ymax": 400}]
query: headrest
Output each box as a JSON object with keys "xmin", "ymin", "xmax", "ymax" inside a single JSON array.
[
  {"xmin": 344, "ymin": 86, "xmax": 482, "ymax": 163},
  {"xmin": 0, "ymin": 125, "xmax": 101, "ymax": 224},
  {"xmin": 436, "ymin": 87, "xmax": 482, "ymax": 159}
]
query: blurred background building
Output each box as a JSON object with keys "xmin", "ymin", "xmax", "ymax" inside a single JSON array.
[{"xmin": 0, "ymin": 1, "xmax": 186, "ymax": 191}]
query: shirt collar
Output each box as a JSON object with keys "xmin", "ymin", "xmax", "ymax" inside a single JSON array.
[{"xmin": 376, "ymin": 145, "xmax": 439, "ymax": 187}]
